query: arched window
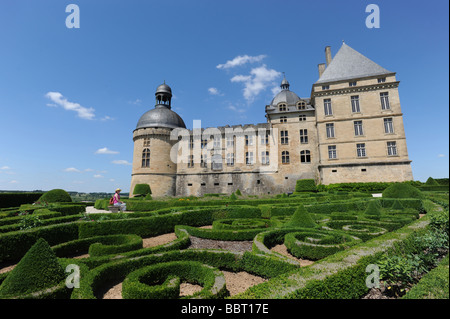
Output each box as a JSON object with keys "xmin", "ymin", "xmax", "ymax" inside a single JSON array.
[
  {"xmin": 300, "ymin": 150, "xmax": 311, "ymax": 163},
  {"xmin": 142, "ymin": 148, "xmax": 150, "ymax": 168},
  {"xmin": 282, "ymin": 151, "xmax": 290, "ymax": 164}
]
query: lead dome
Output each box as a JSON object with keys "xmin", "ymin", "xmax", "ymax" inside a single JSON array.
[{"xmin": 135, "ymin": 82, "xmax": 186, "ymax": 130}]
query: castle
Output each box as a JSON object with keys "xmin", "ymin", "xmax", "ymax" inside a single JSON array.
[{"xmin": 130, "ymin": 43, "xmax": 413, "ymax": 197}]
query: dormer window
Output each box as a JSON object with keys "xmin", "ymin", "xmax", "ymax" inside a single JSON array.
[
  {"xmin": 279, "ymin": 103, "xmax": 287, "ymax": 112},
  {"xmin": 297, "ymin": 101, "xmax": 306, "ymax": 110}
]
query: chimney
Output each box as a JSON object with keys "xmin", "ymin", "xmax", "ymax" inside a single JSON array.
[
  {"xmin": 318, "ymin": 63, "xmax": 326, "ymax": 77},
  {"xmin": 325, "ymin": 46, "xmax": 332, "ymax": 66}
]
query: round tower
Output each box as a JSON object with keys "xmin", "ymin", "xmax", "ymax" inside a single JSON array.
[{"xmin": 130, "ymin": 82, "xmax": 186, "ymax": 197}]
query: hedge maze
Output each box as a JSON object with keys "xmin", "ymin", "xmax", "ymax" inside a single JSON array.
[{"xmin": 0, "ymin": 184, "xmax": 448, "ymax": 299}]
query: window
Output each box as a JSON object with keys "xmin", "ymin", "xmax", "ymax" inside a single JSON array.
[
  {"xmin": 143, "ymin": 137, "xmax": 150, "ymax": 147},
  {"xmin": 378, "ymin": 77, "xmax": 386, "ymax": 83},
  {"xmin": 349, "ymin": 81, "xmax": 357, "ymax": 87},
  {"xmin": 380, "ymin": 92, "xmax": 390, "ymax": 110},
  {"xmin": 384, "ymin": 118, "xmax": 394, "ymax": 134},
  {"xmin": 328, "ymin": 145, "xmax": 337, "ymax": 159},
  {"xmin": 298, "ymin": 101, "xmax": 306, "ymax": 110},
  {"xmin": 261, "ymin": 151, "xmax": 270, "ymax": 165},
  {"xmin": 387, "ymin": 141, "xmax": 397, "ymax": 156},
  {"xmin": 279, "ymin": 104, "xmax": 287, "ymax": 111},
  {"xmin": 326, "ymin": 123, "xmax": 335, "ymax": 138},
  {"xmin": 201, "ymin": 139, "xmax": 208, "ymax": 149},
  {"xmin": 141, "ymin": 148, "xmax": 150, "ymax": 168},
  {"xmin": 213, "ymin": 137, "xmax": 221, "ymax": 149},
  {"xmin": 351, "ymin": 95, "xmax": 360, "ymax": 113},
  {"xmin": 299, "ymin": 114, "xmax": 306, "ymax": 121},
  {"xmin": 299, "ymin": 129, "xmax": 308, "ymax": 144},
  {"xmin": 188, "ymin": 155, "xmax": 194, "ymax": 168},
  {"xmin": 226, "ymin": 136, "xmax": 234, "ymax": 148},
  {"xmin": 246, "ymin": 152, "xmax": 254, "ymax": 165},
  {"xmin": 226, "ymin": 153, "xmax": 235, "ymax": 166},
  {"xmin": 354, "ymin": 121, "xmax": 364, "ymax": 136},
  {"xmin": 189, "ymin": 136, "xmax": 194, "ymax": 149},
  {"xmin": 261, "ymin": 131, "xmax": 269, "ymax": 145},
  {"xmin": 280, "ymin": 130, "xmax": 289, "ymax": 144},
  {"xmin": 324, "ymin": 99, "xmax": 333, "ymax": 116},
  {"xmin": 211, "ymin": 154, "xmax": 223, "ymax": 170},
  {"xmin": 200, "ymin": 154, "xmax": 207, "ymax": 168},
  {"xmin": 322, "ymin": 85, "xmax": 329, "ymax": 90},
  {"xmin": 281, "ymin": 151, "xmax": 290, "ymax": 164},
  {"xmin": 357, "ymin": 143, "xmax": 366, "ymax": 157},
  {"xmin": 280, "ymin": 116, "xmax": 287, "ymax": 123},
  {"xmin": 245, "ymin": 134, "xmax": 254, "ymax": 146},
  {"xmin": 300, "ymin": 150, "xmax": 311, "ymax": 163}
]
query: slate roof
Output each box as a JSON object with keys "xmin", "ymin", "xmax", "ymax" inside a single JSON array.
[{"xmin": 316, "ymin": 43, "xmax": 393, "ymax": 84}]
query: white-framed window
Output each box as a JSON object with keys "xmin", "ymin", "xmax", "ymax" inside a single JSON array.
[
  {"xmin": 351, "ymin": 95, "xmax": 360, "ymax": 113},
  {"xmin": 387, "ymin": 141, "xmax": 397, "ymax": 156},
  {"xmin": 299, "ymin": 129, "xmax": 308, "ymax": 144},
  {"xmin": 261, "ymin": 151, "xmax": 270, "ymax": 165},
  {"xmin": 245, "ymin": 134, "xmax": 254, "ymax": 146},
  {"xmin": 328, "ymin": 145, "xmax": 337, "ymax": 159},
  {"xmin": 143, "ymin": 137, "xmax": 150, "ymax": 147},
  {"xmin": 261, "ymin": 131, "xmax": 269, "ymax": 145},
  {"xmin": 326, "ymin": 123, "xmax": 335, "ymax": 138},
  {"xmin": 280, "ymin": 130, "xmax": 289, "ymax": 145},
  {"xmin": 246, "ymin": 152, "xmax": 254, "ymax": 165},
  {"xmin": 213, "ymin": 137, "xmax": 221, "ymax": 149},
  {"xmin": 281, "ymin": 151, "xmax": 290, "ymax": 164},
  {"xmin": 201, "ymin": 139, "xmax": 208, "ymax": 149},
  {"xmin": 226, "ymin": 153, "xmax": 235, "ymax": 166},
  {"xmin": 226, "ymin": 135, "xmax": 234, "ymax": 148},
  {"xmin": 300, "ymin": 150, "xmax": 311, "ymax": 163},
  {"xmin": 380, "ymin": 92, "xmax": 390, "ymax": 110},
  {"xmin": 354, "ymin": 120, "xmax": 364, "ymax": 136},
  {"xmin": 279, "ymin": 103, "xmax": 287, "ymax": 111},
  {"xmin": 384, "ymin": 118, "xmax": 394, "ymax": 134},
  {"xmin": 356, "ymin": 143, "xmax": 366, "ymax": 157},
  {"xmin": 299, "ymin": 114, "xmax": 306, "ymax": 121},
  {"xmin": 378, "ymin": 77, "xmax": 386, "ymax": 83},
  {"xmin": 324, "ymin": 98, "xmax": 333, "ymax": 116}
]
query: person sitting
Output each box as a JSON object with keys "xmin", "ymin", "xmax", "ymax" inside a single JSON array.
[{"xmin": 113, "ymin": 188, "xmax": 127, "ymax": 212}]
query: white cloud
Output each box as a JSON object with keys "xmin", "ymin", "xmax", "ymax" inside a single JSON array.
[
  {"xmin": 84, "ymin": 168, "xmax": 94, "ymax": 172},
  {"xmin": 112, "ymin": 160, "xmax": 132, "ymax": 165},
  {"xmin": 227, "ymin": 105, "xmax": 246, "ymax": 114},
  {"xmin": 217, "ymin": 54, "xmax": 267, "ymax": 69},
  {"xmin": 9, "ymin": 180, "xmax": 18, "ymax": 184},
  {"xmin": 95, "ymin": 147, "xmax": 119, "ymax": 155},
  {"xmin": 128, "ymin": 98, "xmax": 142, "ymax": 105},
  {"xmin": 231, "ymin": 65, "xmax": 281, "ymax": 102},
  {"xmin": 438, "ymin": 154, "xmax": 446, "ymax": 158},
  {"xmin": 208, "ymin": 87, "xmax": 223, "ymax": 96},
  {"xmin": 64, "ymin": 167, "xmax": 81, "ymax": 173},
  {"xmin": 93, "ymin": 174, "xmax": 103, "ymax": 178},
  {"xmin": 1, "ymin": 166, "xmax": 11, "ymax": 170},
  {"xmin": 100, "ymin": 115, "xmax": 114, "ymax": 121},
  {"xmin": 271, "ymin": 85, "xmax": 282, "ymax": 96},
  {"xmin": 45, "ymin": 92, "xmax": 95, "ymax": 120}
]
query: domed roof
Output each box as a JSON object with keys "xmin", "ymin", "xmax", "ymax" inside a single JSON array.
[
  {"xmin": 136, "ymin": 107, "xmax": 186, "ymax": 130},
  {"xmin": 270, "ymin": 89, "xmax": 301, "ymax": 106},
  {"xmin": 156, "ymin": 83, "xmax": 172, "ymax": 95}
]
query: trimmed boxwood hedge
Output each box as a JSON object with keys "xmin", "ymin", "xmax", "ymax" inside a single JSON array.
[{"xmin": 122, "ymin": 261, "xmax": 227, "ymax": 299}]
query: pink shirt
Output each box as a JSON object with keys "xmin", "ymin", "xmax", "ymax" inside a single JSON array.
[{"xmin": 113, "ymin": 193, "xmax": 120, "ymax": 204}]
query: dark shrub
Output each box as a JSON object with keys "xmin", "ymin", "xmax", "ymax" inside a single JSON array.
[
  {"xmin": 382, "ymin": 183, "xmax": 423, "ymax": 199},
  {"xmin": 295, "ymin": 179, "xmax": 317, "ymax": 192},
  {"xmin": 133, "ymin": 184, "xmax": 152, "ymax": 197},
  {"xmin": 38, "ymin": 189, "xmax": 72, "ymax": 203}
]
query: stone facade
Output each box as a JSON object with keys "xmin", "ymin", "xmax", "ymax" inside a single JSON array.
[{"xmin": 130, "ymin": 43, "xmax": 413, "ymax": 197}]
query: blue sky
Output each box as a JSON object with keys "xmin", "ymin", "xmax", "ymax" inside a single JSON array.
[{"xmin": 0, "ymin": 0, "xmax": 448, "ymax": 193}]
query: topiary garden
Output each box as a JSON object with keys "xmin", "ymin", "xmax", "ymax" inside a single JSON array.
[{"xmin": 0, "ymin": 183, "xmax": 448, "ymax": 300}]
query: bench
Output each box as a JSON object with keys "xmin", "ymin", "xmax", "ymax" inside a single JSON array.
[{"xmin": 108, "ymin": 205, "xmax": 121, "ymax": 213}]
